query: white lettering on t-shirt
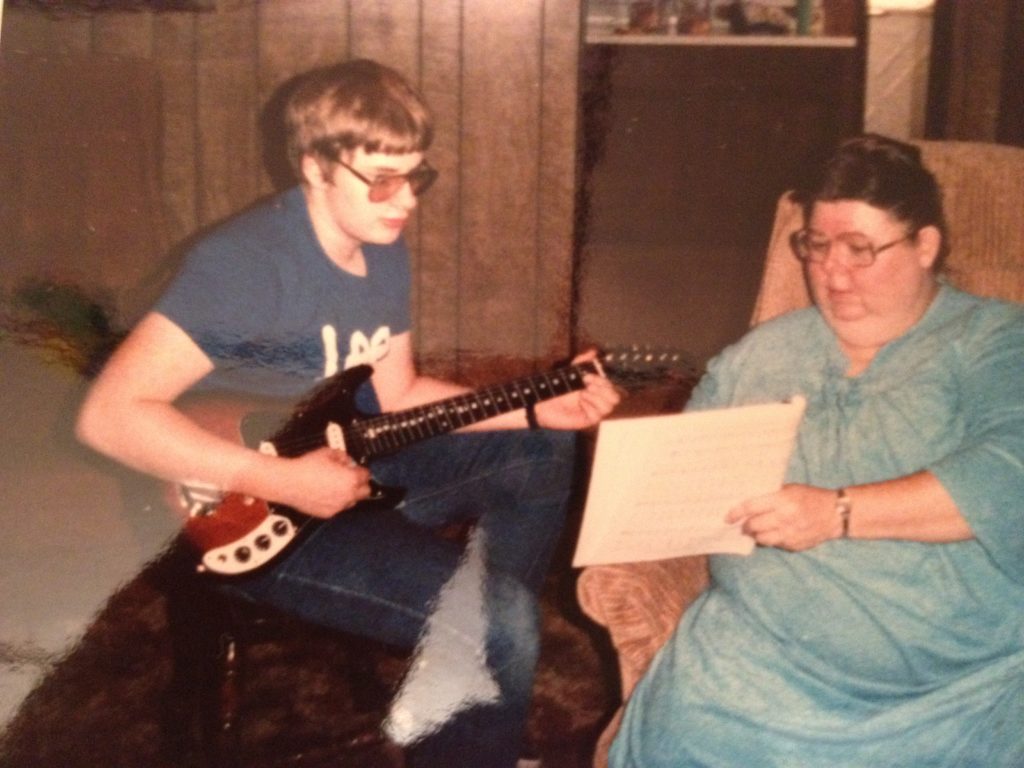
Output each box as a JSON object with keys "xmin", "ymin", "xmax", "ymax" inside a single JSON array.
[
  {"xmin": 346, "ymin": 326, "xmax": 391, "ymax": 370},
  {"xmin": 322, "ymin": 324, "xmax": 392, "ymax": 377},
  {"xmin": 322, "ymin": 324, "xmax": 340, "ymax": 377}
]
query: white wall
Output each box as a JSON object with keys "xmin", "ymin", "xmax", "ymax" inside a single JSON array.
[{"xmin": 865, "ymin": 3, "xmax": 934, "ymax": 139}]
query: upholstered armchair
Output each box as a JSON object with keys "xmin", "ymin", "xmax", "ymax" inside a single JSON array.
[{"xmin": 576, "ymin": 140, "xmax": 1024, "ymax": 767}]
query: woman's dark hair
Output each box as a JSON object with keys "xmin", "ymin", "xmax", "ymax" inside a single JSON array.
[{"xmin": 795, "ymin": 134, "xmax": 949, "ymax": 270}]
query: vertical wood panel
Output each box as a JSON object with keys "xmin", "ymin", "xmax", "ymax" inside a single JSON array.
[
  {"xmin": 77, "ymin": 55, "xmax": 168, "ymax": 322},
  {"xmin": 460, "ymin": 0, "xmax": 544, "ymax": 368},
  {"xmin": 1, "ymin": 8, "xmax": 91, "ymax": 54},
  {"xmin": 928, "ymin": 0, "xmax": 1010, "ymax": 143},
  {"xmin": 195, "ymin": 1, "xmax": 260, "ymax": 223},
  {"xmin": 537, "ymin": 0, "xmax": 581, "ymax": 362},
  {"xmin": 153, "ymin": 12, "xmax": 199, "ymax": 245},
  {"xmin": 257, "ymin": 0, "xmax": 349, "ymax": 193},
  {"xmin": 349, "ymin": 0, "xmax": 419, "ymax": 79},
  {"xmin": 997, "ymin": 0, "xmax": 1024, "ymax": 146},
  {"xmin": 417, "ymin": 0, "xmax": 462, "ymax": 377},
  {"xmin": 4, "ymin": 55, "xmax": 89, "ymax": 290},
  {"xmin": 91, "ymin": 11, "xmax": 154, "ymax": 57},
  {"xmin": 951, "ymin": 2, "xmax": 1007, "ymax": 141},
  {"xmin": 258, "ymin": 0, "xmax": 349, "ymax": 92}
]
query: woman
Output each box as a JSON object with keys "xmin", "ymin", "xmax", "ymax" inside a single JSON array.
[{"xmin": 610, "ymin": 135, "xmax": 1024, "ymax": 767}]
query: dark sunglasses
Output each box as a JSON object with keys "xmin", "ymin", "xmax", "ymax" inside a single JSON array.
[
  {"xmin": 336, "ymin": 158, "xmax": 439, "ymax": 202},
  {"xmin": 311, "ymin": 138, "xmax": 438, "ymax": 202}
]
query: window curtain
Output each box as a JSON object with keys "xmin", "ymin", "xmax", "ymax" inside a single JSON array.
[{"xmin": 925, "ymin": 0, "xmax": 1024, "ymax": 147}]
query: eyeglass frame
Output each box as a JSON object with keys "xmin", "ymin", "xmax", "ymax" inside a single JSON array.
[
  {"xmin": 336, "ymin": 157, "xmax": 438, "ymax": 202},
  {"xmin": 310, "ymin": 138, "xmax": 439, "ymax": 202},
  {"xmin": 789, "ymin": 227, "xmax": 917, "ymax": 269}
]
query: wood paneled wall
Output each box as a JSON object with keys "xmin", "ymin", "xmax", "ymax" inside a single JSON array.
[
  {"xmin": 926, "ymin": 0, "xmax": 1024, "ymax": 148},
  {"xmin": 2, "ymin": 0, "xmax": 582, "ymax": 379}
]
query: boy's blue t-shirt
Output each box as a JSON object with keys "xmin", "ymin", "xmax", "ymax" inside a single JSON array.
[{"xmin": 156, "ymin": 187, "xmax": 411, "ymax": 404}]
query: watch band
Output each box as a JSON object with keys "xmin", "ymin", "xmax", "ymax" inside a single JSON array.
[{"xmin": 836, "ymin": 487, "xmax": 853, "ymax": 538}]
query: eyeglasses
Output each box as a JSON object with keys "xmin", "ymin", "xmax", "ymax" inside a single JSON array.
[
  {"xmin": 310, "ymin": 136, "xmax": 436, "ymax": 204},
  {"xmin": 335, "ymin": 158, "xmax": 438, "ymax": 202},
  {"xmin": 311, "ymin": 137, "xmax": 438, "ymax": 202},
  {"xmin": 789, "ymin": 228, "xmax": 915, "ymax": 269}
]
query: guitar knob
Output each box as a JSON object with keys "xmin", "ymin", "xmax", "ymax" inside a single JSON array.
[
  {"xmin": 255, "ymin": 534, "xmax": 271, "ymax": 550},
  {"xmin": 235, "ymin": 546, "xmax": 251, "ymax": 563},
  {"xmin": 272, "ymin": 519, "xmax": 290, "ymax": 536}
]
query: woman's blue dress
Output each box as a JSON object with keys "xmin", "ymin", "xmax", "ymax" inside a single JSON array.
[{"xmin": 610, "ymin": 285, "xmax": 1024, "ymax": 767}]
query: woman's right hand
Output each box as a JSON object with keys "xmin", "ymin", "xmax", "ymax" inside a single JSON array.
[
  {"xmin": 726, "ymin": 483, "xmax": 840, "ymax": 551},
  {"xmin": 270, "ymin": 447, "xmax": 374, "ymax": 518}
]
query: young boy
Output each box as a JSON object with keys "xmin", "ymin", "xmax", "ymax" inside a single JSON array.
[{"xmin": 76, "ymin": 59, "xmax": 619, "ymax": 767}]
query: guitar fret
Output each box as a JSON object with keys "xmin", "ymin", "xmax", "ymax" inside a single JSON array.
[
  {"xmin": 433, "ymin": 402, "xmax": 455, "ymax": 432},
  {"xmin": 408, "ymin": 408, "xmax": 433, "ymax": 440},
  {"xmin": 407, "ymin": 408, "xmax": 433, "ymax": 439},
  {"xmin": 478, "ymin": 392, "xmax": 500, "ymax": 417},
  {"xmin": 494, "ymin": 388, "xmax": 513, "ymax": 410},
  {"xmin": 450, "ymin": 394, "xmax": 477, "ymax": 427}
]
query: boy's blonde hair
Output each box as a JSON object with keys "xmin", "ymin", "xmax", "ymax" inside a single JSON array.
[{"xmin": 285, "ymin": 59, "xmax": 433, "ymax": 181}]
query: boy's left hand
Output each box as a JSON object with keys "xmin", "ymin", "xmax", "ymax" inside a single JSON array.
[{"xmin": 533, "ymin": 350, "xmax": 621, "ymax": 430}]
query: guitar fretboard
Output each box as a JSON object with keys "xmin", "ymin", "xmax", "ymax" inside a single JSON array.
[{"xmin": 346, "ymin": 361, "xmax": 598, "ymax": 460}]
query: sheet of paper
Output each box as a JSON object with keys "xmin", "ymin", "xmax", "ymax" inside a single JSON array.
[{"xmin": 573, "ymin": 396, "xmax": 806, "ymax": 567}]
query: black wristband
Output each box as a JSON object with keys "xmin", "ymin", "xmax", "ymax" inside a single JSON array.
[{"xmin": 525, "ymin": 402, "xmax": 540, "ymax": 430}]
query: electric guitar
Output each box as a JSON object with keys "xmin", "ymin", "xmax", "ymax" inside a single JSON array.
[{"xmin": 174, "ymin": 347, "xmax": 695, "ymax": 576}]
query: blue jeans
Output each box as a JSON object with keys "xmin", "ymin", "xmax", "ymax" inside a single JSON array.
[{"xmin": 224, "ymin": 428, "xmax": 578, "ymax": 768}]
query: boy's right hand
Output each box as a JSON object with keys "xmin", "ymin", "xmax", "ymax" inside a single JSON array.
[{"xmin": 273, "ymin": 447, "xmax": 373, "ymax": 518}]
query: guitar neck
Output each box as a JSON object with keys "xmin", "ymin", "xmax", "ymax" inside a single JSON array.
[{"xmin": 347, "ymin": 361, "xmax": 598, "ymax": 461}]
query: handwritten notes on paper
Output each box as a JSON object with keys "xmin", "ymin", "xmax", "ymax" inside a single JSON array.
[{"xmin": 572, "ymin": 397, "xmax": 807, "ymax": 567}]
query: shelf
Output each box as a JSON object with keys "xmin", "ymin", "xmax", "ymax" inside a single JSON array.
[{"xmin": 585, "ymin": 32, "xmax": 858, "ymax": 47}]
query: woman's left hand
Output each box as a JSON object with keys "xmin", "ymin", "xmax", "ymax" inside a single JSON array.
[
  {"xmin": 726, "ymin": 484, "xmax": 843, "ymax": 551},
  {"xmin": 533, "ymin": 350, "xmax": 621, "ymax": 430}
]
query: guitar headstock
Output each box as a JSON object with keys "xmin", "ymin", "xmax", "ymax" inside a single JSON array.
[{"xmin": 597, "ymin": 345, "xmax": 701, "ymax": 390}]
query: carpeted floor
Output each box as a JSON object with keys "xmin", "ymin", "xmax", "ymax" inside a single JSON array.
[
  {"xmin": 0, "ymin": 535, "xmax": 620, "ymax": 768},
  {"xmin": 0, "ymin": 318, "xmax": 693, "ymax": 768}
]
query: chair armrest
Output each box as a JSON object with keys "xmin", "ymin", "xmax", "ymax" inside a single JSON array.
[{"xmin": 577, "ymin": 556, "xmax": 708, "ymax": 699}]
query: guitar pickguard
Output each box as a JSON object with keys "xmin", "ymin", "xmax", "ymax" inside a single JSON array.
[{"xmin": 197, "ymin": 499, "xmax": 296, "ymax": 575}]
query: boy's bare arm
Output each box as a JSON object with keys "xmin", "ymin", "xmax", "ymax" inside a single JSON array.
[{"xmin": 76, "ymin": 312, "xmax": 370, "ymax": 518}]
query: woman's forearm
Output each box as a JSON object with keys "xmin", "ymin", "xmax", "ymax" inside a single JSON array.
[{"xmin": 844, "ymin": 471, "xmax": 974, "ymax": 543}]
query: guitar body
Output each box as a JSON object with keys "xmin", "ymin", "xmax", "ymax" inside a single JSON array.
[
  {"xmin": 176, "ymin": 365, "xmax": 403, "ymax": 576},
  {"xmin": 173, "ymin": 348, "xmax": 694, "ymax": 576}
]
